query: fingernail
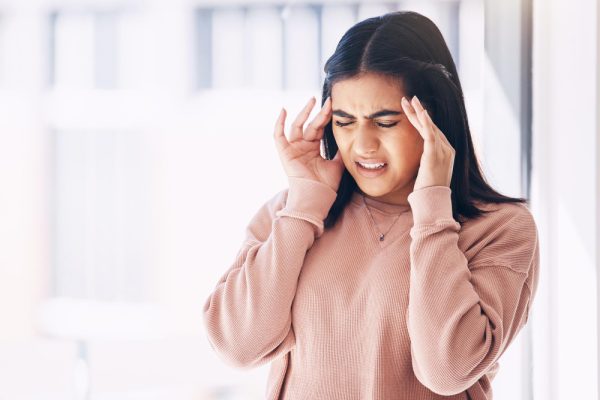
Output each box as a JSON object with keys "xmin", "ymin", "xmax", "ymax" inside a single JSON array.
[{"xmin": 412, "ymin": 95, "xmax": 421, "ymax": 105}]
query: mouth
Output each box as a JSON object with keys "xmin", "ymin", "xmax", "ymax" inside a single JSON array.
[
  {"xmin": 355, "ymin": 161, "xmax": 388, "ymax": 177},
  {"xmin": 355, "ymin": 161, "xmax": 387, "ymax": 170}
]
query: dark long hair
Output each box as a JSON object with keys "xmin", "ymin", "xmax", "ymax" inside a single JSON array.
[{"xmin": 321, "ymin": 10, "xmax": 527, "ymax": 229}]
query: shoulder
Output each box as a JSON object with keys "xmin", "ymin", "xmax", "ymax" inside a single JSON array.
[
  {"xmin": 468, "ymin": 201, "xmax": 535, "ymax": 225},
  {"xmin": 466, "ymin": 199, "xmax": 536, "ymax": 232},
  {"xmin": 460, "ymin": 200, "xmax": 538, "ymax": 273},
  {"xmin": 251, "ymin": 188, "xmax": 289, "ymax": 221},
  {"xmin": 266, "ymin": 187, "xmax": 289, "ymax": 216},
  {"xmin": 244, "ymin": 187, "xmax": 288, "ymax": 243}
]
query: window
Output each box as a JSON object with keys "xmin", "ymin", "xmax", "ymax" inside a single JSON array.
[
  {"xmin": 50, "ymin": 10, "xmax": 120, "ymax": 89},
  {"xmin": 52, "ymin": 129, "xmax": 153, "ymax": 301}
]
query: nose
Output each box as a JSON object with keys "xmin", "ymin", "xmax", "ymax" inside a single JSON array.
[{"xmin": 354, "ymin": 127, "xmax": 380, "ymax": 155}]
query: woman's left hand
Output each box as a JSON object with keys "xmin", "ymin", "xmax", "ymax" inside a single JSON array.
[{"xmin": 401, "ymin": 95, "xmax": 456, "ymax": 191}]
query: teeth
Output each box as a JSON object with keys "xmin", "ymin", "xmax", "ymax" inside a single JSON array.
[{"xmin": 358, "ymin": 162, "xmax": 385, "ymax": 169}]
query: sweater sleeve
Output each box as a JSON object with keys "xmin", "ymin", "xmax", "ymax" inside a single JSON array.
[
  {"xmin": 405, "ymin": 185, "xmax": 539, "ymax": 396},
  {"xmin": 202, "ymin": 176, "xmax": 338, "ymax": 369}
]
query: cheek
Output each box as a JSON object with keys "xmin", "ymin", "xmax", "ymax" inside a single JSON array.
[
  {"xmin": 331, "ymin": 131, "xmax": 352, "ymax": 162},
  {"xmin": 406, "ymin": 136, "xmax": 424, "ymax": 156},
  {"xmin": 387, "ymin": 134, "xmax": 423, "ymax": 166},
  {"xmin": 332, "ymin": 129, "xmax": 349, "ymax": 150},
  {"xmin": 402, "ymin": 129, "xmax": 424, "ymax": 156}
]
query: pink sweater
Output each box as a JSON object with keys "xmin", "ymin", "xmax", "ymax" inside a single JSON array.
[{"xmin": 203, "ymin": 176, "xmax": 540, "ymax": 399}]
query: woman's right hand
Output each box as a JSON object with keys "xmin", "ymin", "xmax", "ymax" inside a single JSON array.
[{"xmin": 273, "ymin": 96, "xmax": 345, "ymax": 193}]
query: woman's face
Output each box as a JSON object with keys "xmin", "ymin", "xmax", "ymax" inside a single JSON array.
[{"xmin": 331, "ymin": 72, "xmax": 424, "ymax": 205}]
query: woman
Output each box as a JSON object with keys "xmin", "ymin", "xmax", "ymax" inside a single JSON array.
[{"xmin": 203, "ymin": 10, "xmax": 539, "ymax": 400}]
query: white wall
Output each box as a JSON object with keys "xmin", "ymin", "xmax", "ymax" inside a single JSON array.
[
  {"xmin": 531, "ymin": 0, "xmax": 599, "ymax": 399},
  {"xmin": 0, "ymin": 4, "xmax": 50, "ymax": 341}
]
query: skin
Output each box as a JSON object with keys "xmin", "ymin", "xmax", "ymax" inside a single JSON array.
[
  {"xmin": 330, "ymin": 73, "xmax": 424, "ymax": 206},
  {"xmin": 273, "ymin": 71, "xmax": 455, "ymax": 206}
]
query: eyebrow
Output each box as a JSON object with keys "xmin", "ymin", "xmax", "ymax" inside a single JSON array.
[{"xmin": 332, "ymin": 109, "xmax": 403, "ymax": 119}]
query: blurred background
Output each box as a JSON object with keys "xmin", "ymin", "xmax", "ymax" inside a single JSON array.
[{"xmin": 0, "ymin": 0, "xmax": 598, "ymax": 399}]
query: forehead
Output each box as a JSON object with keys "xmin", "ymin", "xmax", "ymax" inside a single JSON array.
[{"xmin": 331, "ymin": 73, "xmax": 406, "ymax": 107}]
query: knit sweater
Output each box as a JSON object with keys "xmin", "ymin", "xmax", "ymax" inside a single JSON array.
[{"xmin": 203, "ymin": 176, "xmax": 540, "ymax": 400}]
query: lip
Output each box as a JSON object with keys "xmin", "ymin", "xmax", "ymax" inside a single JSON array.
[
  {"xmin": 355, "ymin": 157, "xmax": 387, "ymax": 164},
  {"xmin": 355, "ymin": 161, "xmax": 387, "ymax": 178}
]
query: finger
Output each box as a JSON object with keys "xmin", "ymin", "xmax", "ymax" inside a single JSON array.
[
  {"xmin": 290, "ymin": 97, "xmax": 316, "ymax": 142},
  {"xmin": 417, "ymin": 103, "xmax": 455, "ymax": 154},
  {"xmin": 401, "ymin": 96, "xmax": 423, "ymax": 132},
  {"xmin": 273, "ymin": 107, "xmax": 289, "ymax": 153},
  {"xmin": 304, "ymin": 97, "xmax": 332, "ymax": 141},
  {"xmin": 411, "ymin": 96, "xmax": 437, "ymax": 148},
  {"xmin": 434, "ymin": 125, "xmax": 454, "ymax": 154},
  {"xmin": 424, "ymin": 110, "xmax": 443, "ymax": 154}
]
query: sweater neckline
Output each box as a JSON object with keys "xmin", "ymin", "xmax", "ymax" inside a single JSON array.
[{"xmin": 350, "ymin": 190, "xmax": 411, "ymax": 215}]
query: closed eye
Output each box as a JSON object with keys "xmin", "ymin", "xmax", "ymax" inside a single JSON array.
[
  {"xmin": 334, "ymin": 121, "xmax": 399, "ymax": 128},
  {"xmin": 377, "ymin": 122, "xmax": 398, "ymax": 128}
]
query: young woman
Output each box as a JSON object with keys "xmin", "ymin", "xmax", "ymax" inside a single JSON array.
[{"xmin": 203, "ymin": 10, "xmax": 539, "ymax": 400}]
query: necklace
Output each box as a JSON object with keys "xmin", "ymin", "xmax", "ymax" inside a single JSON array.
[{"xmin": 362, "ymin": 194, "xmax": 403, "ymax": 241}]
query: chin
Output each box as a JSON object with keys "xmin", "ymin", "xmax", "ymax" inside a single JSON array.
[
  {"xmin": 358, "ymin": 178, "xmax": 412, "ymax": 197},
  {"xmin": 355, "ymin": 182, "xmax": 392, "ymax": 198}
]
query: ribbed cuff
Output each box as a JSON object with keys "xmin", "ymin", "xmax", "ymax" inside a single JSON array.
[
  {"xmin": 274, "ymin": 177, "xmax": 338, "ymax": 237},
  {"xmin": 407, "ymin": 186, "xmax": 454, "ymax": 225}
]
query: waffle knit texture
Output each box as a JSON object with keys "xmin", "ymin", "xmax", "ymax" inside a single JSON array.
[{"xmin": 203, "ymin": 176, "xmax": 540, "ymax": 399}]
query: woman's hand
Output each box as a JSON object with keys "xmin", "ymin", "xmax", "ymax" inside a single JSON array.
[
  {"xmin": 401, "ymin": 95, "xmax": 456, "ymax": 191},
  {"xmin": 273, "ymin": 96, "xmax": 345, "ymax": 193}
]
